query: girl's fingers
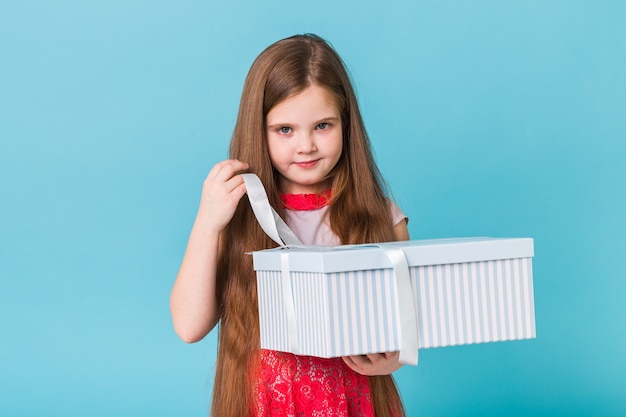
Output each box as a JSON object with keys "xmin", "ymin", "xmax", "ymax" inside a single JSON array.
[
  {"xmin": 342, "ymin": 351, "xmax": 401, "ymax": 376},
  {"xmin": 342, "ymin": 355, "xmax": 369, "ymax": 373},
  {"xmin": 222, "ymin": 173, "xmax": 247, "ymax": 197},
  {"xmin": 202, "ymin": 160, "xmax": 249, "ymax": 205},
  {"xmin": 366, "ymin": 352, "xmax": 398, "ymax": 363},
  {"xmin": 230, "ymin": 180, "xmax": 247, "ymax": 200},
  {"xmin": 224, "ymin": 172, "xmax": 246, "ymax": 193},
  {"xmin": 209, "ymin": 159, "xmax": 249, "ymax": 181},
  {"xmin": 347, "ymin": 355, "xmax": 367, "ymax": 367}
]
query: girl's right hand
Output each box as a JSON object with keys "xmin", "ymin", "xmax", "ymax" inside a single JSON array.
[{"xmin": 198, "ymin": 159, "xmax": 249, "ymax": 233}]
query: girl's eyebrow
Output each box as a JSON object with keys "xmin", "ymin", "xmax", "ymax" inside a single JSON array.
[
  {"xmin": 316, "ymin": 116, "xmax": 340, "ymax": 123},
  {"xmin": 266, "ymin": 116, "xmax": 340, "ymax": 129},
  {"xmin": 266, "ymin": 122, "xmax": 292, "ymax": 129}
]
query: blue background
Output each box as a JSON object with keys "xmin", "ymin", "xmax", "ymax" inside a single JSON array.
[{"xmin": 1, "ymin": 1, "xmax": 624, "ymax": 416}]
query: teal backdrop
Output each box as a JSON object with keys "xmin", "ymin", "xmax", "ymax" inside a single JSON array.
[{"xmin": 1, "ymin": 1, "xmax": 624, "ymax": 416}]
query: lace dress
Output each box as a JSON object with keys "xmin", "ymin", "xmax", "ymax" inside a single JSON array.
[{"xmin": 252, "ymin": 193, "xmax": 407, "ymax": 417}]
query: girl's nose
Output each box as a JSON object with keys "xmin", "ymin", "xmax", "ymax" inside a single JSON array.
[{"xmin": 297, "ymin": 133, "xmax": 317, "ymax": 153}]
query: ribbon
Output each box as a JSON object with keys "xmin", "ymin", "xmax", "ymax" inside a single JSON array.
[
  {"xmin": 281, "ymin": 252, "xmax": 300, "ymax": 354},
  {"xmin": 241, "ymin": 173, "xmax": 302, "ymax": 246},
  {"xmin": 375, "ymin": 244, "xmax": 419, "ymax": 365},
  {"xmin": 242, "ymin": 173, "xmax": 418, "ymax": 365},
  {"xmin": 242, "ymin": 173, "xmax": 302, "ymax": 353}
]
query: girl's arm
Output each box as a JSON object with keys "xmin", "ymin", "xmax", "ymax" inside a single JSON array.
[
  {"xmin": 342, "ymin": 218, "xmax": 410, "ymax": 375},
  {"xmin": 170, "ymin": 159, "xmax": 248, "ymax": 343}
]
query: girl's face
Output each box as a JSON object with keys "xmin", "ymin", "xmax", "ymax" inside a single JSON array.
[{"xmin": 266, "ymin": 84, "xmax": 343, "ymax": 194}]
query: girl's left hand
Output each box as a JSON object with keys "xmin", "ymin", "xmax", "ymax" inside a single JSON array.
[{"xmin": 342, "ymin": 352, "xmax": 403, "ymax": 376}]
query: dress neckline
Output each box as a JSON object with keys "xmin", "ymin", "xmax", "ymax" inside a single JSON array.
[{"xmin": 280, "ymin": 190, "xmax": 332, "ymax": 211}]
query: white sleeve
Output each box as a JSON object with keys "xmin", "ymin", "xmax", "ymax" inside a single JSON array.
[{"xmin": 388, "ymin": 199, "xmax": 408, "ymax": 226}]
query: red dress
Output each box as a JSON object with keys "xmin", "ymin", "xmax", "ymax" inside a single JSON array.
[
  {"xmin": 254, "ymin": 350, "xmax": 374, "ymax": 416},
  {"xmin": 252, "ymin": 192, "xmax": 407, "ymax": 416}
]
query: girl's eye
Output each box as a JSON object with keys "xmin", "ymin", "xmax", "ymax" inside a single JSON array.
[
  {"xmin": 316, "ymin": 122, "xmax": 329, "ymax": 130},
  {"xmin": 279, "ymin": 126, "xmax": 292, "ymax": 134}
]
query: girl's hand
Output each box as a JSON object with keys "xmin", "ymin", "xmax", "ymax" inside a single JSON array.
[
  {"xmin": 342, "ymin": 352, "xmax": 403, "ymax": 376},
  {"xmin": 198, "ymin": 159, "xmax": 249, "ymax": 233}
]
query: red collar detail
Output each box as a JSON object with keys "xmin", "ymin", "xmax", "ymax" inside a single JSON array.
[{"xmin": 280, "ymin": 190, "xmax": 332, "ymax": 211}]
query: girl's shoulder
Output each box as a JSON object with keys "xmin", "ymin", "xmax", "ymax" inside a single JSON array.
[{"xmin": 387, "ymin": 199, "xmax": 408, "ymax": 226}]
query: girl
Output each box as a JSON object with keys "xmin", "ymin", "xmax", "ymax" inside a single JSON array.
[{"xmin": 170, "ymin": 34, "xmax": 410, "ymax": 417}]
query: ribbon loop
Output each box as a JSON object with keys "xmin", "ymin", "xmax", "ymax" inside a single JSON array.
[{"xmin": 242, "ymin": 173, "xmax": 302, "ymax": 246}]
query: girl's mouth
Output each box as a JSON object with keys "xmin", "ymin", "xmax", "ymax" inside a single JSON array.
[{"xmin": 294, "ymin": 159, "xmax": 320, "ymax": 169}]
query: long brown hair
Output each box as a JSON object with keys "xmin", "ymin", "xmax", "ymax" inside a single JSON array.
[{"xmin": 212, "ymin": 34, "xmax": 405, "ymax": 417}]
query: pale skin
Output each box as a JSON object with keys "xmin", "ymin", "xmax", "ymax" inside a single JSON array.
[
  {"xmin": 170, "ymin": 159, "xmax": 249, "ymax": 343},
  {"xmin": 170, "ymin": 85, "xmax": 411, "ymax": 376}
]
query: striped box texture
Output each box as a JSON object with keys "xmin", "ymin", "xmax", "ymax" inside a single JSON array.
[{"xmin": 253, "ymin": 238, "xmax": 535, "ymax": 358}]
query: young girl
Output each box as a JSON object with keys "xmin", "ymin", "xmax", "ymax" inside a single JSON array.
[{"xmin": 170, "ymin": 34, "xmax": 410, "ymax": 417}]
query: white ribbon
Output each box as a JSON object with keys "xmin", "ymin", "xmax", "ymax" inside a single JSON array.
[
  {"xmin": 280, "ymin": 252, "xmax": 300, "ymax": 354},
  {"xmin": 375, "ymin": 244, "xmax": 419, "ymax": 365},
  {"xmin": 241, "ymin": 173, "xmax": 302, "ymax": 246},
  {"xmin": 242, "ymin": 173, "xmax": 418, "ymax": 365},
  {"xmin": 242, "ymin": 173, "xmax": 302, "ymax": 353}
]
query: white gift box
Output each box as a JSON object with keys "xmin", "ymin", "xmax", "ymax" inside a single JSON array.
[
  {"xmin": 240, "ymin": 173, "xmax": 535, "ymax": 366},
  {"xmin": 252, "ymin": 237, "xmax": 535, "ymax": 365}
]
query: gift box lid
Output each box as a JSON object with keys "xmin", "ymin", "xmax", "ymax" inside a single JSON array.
[{"xmin": 252, "ymin": 237, "xmax": 534, "ymax": 273}]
